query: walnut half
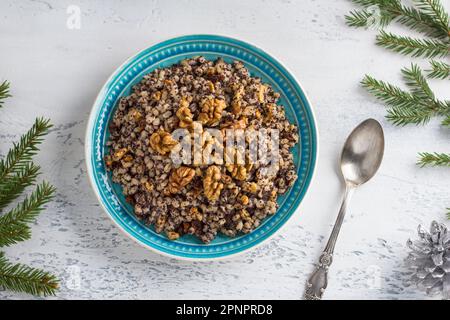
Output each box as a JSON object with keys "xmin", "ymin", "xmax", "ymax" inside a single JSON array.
[
  {"xmin": 167, "ymin": 166, "xmax": 196, "ymax": 194},
  {"xmin": 198, "ymin": 97, "xmax": 226, "ymax": 126},
  {"xmin": 149, "ymin": 129, "xmax": 178, "ymax": 155},
  {"xmin": 203, "ymin": 165, "xmax": 224, "ymax": 201}
]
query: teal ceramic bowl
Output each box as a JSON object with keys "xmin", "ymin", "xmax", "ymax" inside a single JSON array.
[{"xmin": 86, "ymin": 35, "xmax": 318, "ymax": 260}]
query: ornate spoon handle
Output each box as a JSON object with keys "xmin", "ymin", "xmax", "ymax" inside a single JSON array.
[{"xmin": 304, "ymin": 186, "xmax": 354, "ymax": 300}]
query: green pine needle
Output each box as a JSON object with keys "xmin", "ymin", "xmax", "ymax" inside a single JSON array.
[
  {"xmin": 0, "ymin": 118, "xmax": 52, "ymax": 182},
  {"xmin": 417, "ymin": 152, "xmax": 450, "ymax": 166},
  {"xmin": 0, "ymin": 252, "xmax": 58, "ymax": 296},
  {"xmin": 0, "ymin": 81, "xmax": 11, "ymax": 108},
  {"xmin": 376, "ymin": 30, "xmax": 449, "ymax": 58},
  {"xmin": 0, "ymin": 79, "xmax": 58, "ymax": 297},
  {"xmin": 362, "ymin": 67, "xmax": 450, "ymax": 126},
  {"xmin": 346, "ymin": 9, "xmax": 394, "ymax": 28},
  {"xmin": 427, "ymin": 60, "xmax": 450, "ymax": 79},
  {"xmin": 0, "ymin": 162, "xmax": 40, "ymax": 212},
  {"xmin": 0, "ymin": 181, "xmax": 56, "ymax": 247},
  {"xmin": 347, "ymin": 0, "xmax": 450, "ymax": 39},
  {"xmin": 414, "ymin": 0, "xmax": 450, "ymax": 37},
  {"xmin": 442, "ymin": 115, "xmax": 450, "ymax": 126},
  {"xmin": 346, "ymin": 9, "xmax": 378, "ymax": 28},
  {"xmin": 397, "ymin": 4, "xmax": 450, "ymax": 39},
  {"xmin": 386, "ymin": 106, "xmax": 433, "ymax": 125},
  {"xmin": 361, "ymin": 75, "xmax": 420, "ymax": 109}
]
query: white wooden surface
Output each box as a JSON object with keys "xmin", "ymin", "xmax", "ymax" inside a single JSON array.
[{"xmin": 0, "ymin": 0, "xmax": 448, "ymax": 300}]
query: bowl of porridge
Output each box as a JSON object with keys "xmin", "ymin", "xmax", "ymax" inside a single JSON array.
[{"xmin": 86, "ymin": 35, "xmax": 318, "ymax": 259}]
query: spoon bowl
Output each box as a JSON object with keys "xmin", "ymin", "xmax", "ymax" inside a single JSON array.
[{"xmin": 340, "ymin": 119, "xmax": 385, "ymax": 186}]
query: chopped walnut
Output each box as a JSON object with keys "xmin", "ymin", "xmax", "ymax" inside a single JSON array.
[
  {"xmin": 151, "ymin": 91, "xmax": 161, "ymax": 101},
  {"xmin": 149, "ymin": 129, "xmax": 178, "ymax": 155},
  {"xmin": 264, "ymin": 103, "xmax": 277, "ymax": 121},
  {"xmin": 113, "ymin": 148, "xmax": 128, "ymax": 161},
  {"xmin": 127, "ymin": 108, "xmax": 142, "ymax": 122},
  {"xmin": 167, "ymin": 231, "xmax": 180, "ymax": 240},
  {"xmin": 144, "ymin": 181, "xmax": 154, "ymax": 192},
  {"xmin": 176, "ymin": 97, "xmax": 194, "ymax": 128},
  {"xmin": 231, "ymin": 84, "xmax": 244, "ymax": 115},
  {"xmin": 221, "ymin": 117, "xmax": 247, "ymax": 130},
  {"xmin": 198, "ymin": 97, "xmax": 226, "ymax": 126},
  {"xmin": 225, "ymin": 148, "xmax": 252, "ymax": 181},
  {"xmin": 167, "ymin": 166, "xmax": 195, "ymax": 194},
  {"xmin": 257, "ymin": 84, "xmax": 267, "ymax": 103},
  {"xmin": 189, "ymin": 207, "xmax": 203, "ymax": 221},
  {"xmin": 221, "ymin": 174, "xmax": 232, "ymax": 185},
  {"xmin": 226, "ymin": 164, "xmax": 248, "ymax": 181},
  {"xmin": 123, "ymin": 155, "xmax": 133, "ymax": 163},
  {"xmin": 206, "ymin": 81, "xmax": 215, "ymax": 93},
  {"xmin": 203, "ymin": 165, "xmax": 224, "ymax": 201}
]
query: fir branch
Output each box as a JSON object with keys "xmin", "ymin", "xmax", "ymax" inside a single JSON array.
[
  {"xmin": 0, "ymin": 252, "xmax": 58, "ymax": 296},
  {"xmin": 362, "ymin": 70, "xmax": 449, "ymax": 125},
  {"xmin": 347, "ymin": 0, "xmax": 450, "ymax": 39},
  {"xmin": 0, "ymin": 81, "xmax": 11, "ymax": 108},
  {"xmin": 0, "ymin": 118, "xmax": 52, "ymax": 182},
  {"xmin": 346, "ymin": 8, "xmax": 395, "ymax": 28},
  {"xmin": 401, "ymin": 63, "xmax": 435, "ymax": 100},
  {"xmin": 442, "ymin": 115, "xmax": 450, "ymax": 126},
  {"xmin": 0, "ymin": 181, "xmax": 55, "ymax": 247},
  {"xmin": 0, "ymin": 162, "xmax": 40, "ymax": 212},
  {"xmin": 386, "ymin": 106, "xmax": 433, "ymax": 125},
  {"xmin": 427, "ymin": 60, "xmax": 450, "ymax": 79},
  {"xmin": 376, "ymin": 30, "xmax": 449, "ymax": 58},
  {"xmin": 361, "ymin": 75, "xmax": 420, "ymax": 109},
  {"xmin": 397, "ymin": 4, "xmax": 450, "ymax": 39},
  {"xmin": 417, "ymin": 152, "xmax": 450, "ymax": 166},
  {"xmin": 346, "ymin": 9, "xmax": 380, "ymax": 28},
  {"xmin": 414, "ymin": 0, "xmax": 450, "ymax": 37}
]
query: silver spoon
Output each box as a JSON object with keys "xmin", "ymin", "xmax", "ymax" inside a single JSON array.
[{"xmin": 304, "ymin": 118, "xmax": 385, "ymax": 300}]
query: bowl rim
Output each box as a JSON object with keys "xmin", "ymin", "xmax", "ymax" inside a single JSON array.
[{"xmin": 85, "ymin": 34, "xmax": 319, "ymax": 261}]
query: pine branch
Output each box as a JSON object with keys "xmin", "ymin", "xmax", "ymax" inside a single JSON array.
[
  {"xmin": 0, "ymin": 252, "xmax": 58, "ymax": 296},
  {"xmin": 362, "ymin": 69, "xmax": 449, "ymax": 125},
  {"xmin": 376, "ymin": 30, "xmax": 449, "ymax": 58},
  {"xmin": 397, "ymin": 5, "xmax": 450, "ymax": 39},
  {"xmin": 347, "ymin": 0, "xmax": 450, "ymax": 39},
  {"xmin": 0, "ymin": 162, "xmax": 40, "ymax": 212},
  {"xmin": 386, "ymin": 106, "xmax": 433, "ymax": 125},
  {"xmin": 442, "ymin": 115, "xmax": 450, "ymax": 126},
  {"xmin": 417, "ymin": 152, "xmax": 450, "ymax": 166},
  {"xmin": 427, "ymin": 60, "xmax": 450, "ymax": 79},
  {"xmin": 361, "ymin": 75, "xmax": 420, "ymax": 109},
  {"xmin": 401, "ymin": 63, "xmax": 435, "ymax": 100},
  {"xmin": 346, "ymin": 9, "xmax": 395, "ymax": 28},
  {"xmin": 415, "ymin": 0, "xmax": 450, "ymax": 37},
  {"xmin": 0, "ymin": 81, "xmax": 11, "ymax": 108},
  {"xmin": 0, "ymin": 118, "xmax": 52, "ymax": 182},
  {"xmin": 0, "ymin": 181, "xmax": 55, "ymax": 247}
]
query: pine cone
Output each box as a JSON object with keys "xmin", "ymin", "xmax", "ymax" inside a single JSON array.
[{"xmin": 406, "ymin": 221, "xmax": 450, "ymax": 299}]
